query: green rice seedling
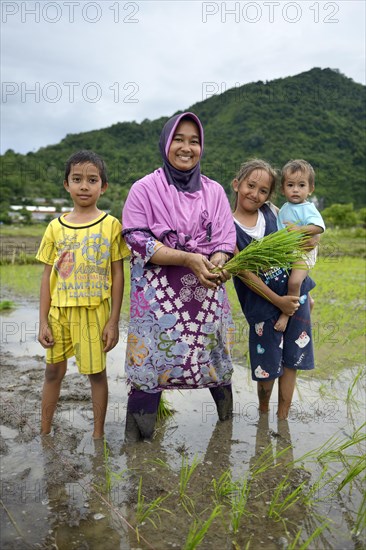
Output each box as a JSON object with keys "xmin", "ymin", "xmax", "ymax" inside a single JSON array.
[
  {"xmin": 249, "ymin": 444, "xmax": 276, "ymax": 477},
  {"xmin": 354, "ymin": 491, "xmax": 366, "ymax": 535},
  {"xmin": 212, "ymin": 469, "xmax": 235, "ymax": 504},
  {"xmin": 230, "ymin": 476, "xmax": 251, "ymax": 534},
  {"xmin": 135, "ymin": 476, "xmax": 171, "ymax": 542},
  {"xmin": 109, "ymin": 468, "xmax": 130, "ymax": 489},
  {"xmin": 346, "ymin": 365, "xmax": 365, "ymax": 407},
  {"xmin": 337, "ymin": 456, "xmax": 366, "ymax": 492},
  {"xmin": 249, "ymin": 442, "xmax": 293, "ymax": 478},
  {"xmin": 94, "ymin": 438, "xmax": 129, "ymax": 494},
  {"xmin": 103, "ymin": 438, "xmax": 112, "ymax": 493},
  {"xmin": 157, "ymin": 392, "xmax": 176, "ymax": 421},
  {"xmin": 0, "ymin": 300, "xmax": 14, "ymax": 311},
  {"xmin": 91, "ymin": 438, "xmax": 112, "ymax": 494},
  {"xmin": 291, "ymin": 422, "xmax": 365, "ymax": 532},
  {"xmin": 287, "ymin": 522, "xmax": 329, "ymax": 550},
  {"xmin": 317, "ymin": 423, "xmax": 366, "ymax": 464},
  {"xmin": 213, "ymin": 227, "xmax": 309, "ymax": 277},
  {"xmin": 290, "ymin": 423, "xmax": 365, "ymax": 467},
  {"xmin": 183, "ymin": 505, "xmax": 221, "ymax": 550},
  {"xmin": 302, "ymin": 465, "xmax": 343, "ymax": 506},
  {"xmin": 146, "ymin": 457, "xmax": 171, "ymax": 469},
  {"xmin": 268, "ymin": 475, "xmax": 308, "ymax": 521},
  {"xmin": 179, "ymin": 454, "xmax": 200, "ymax": 515}
]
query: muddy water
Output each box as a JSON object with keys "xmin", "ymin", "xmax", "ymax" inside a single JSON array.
[{"xmin": 0, "ymin": 302, "xmax": 365, "ymax": 549}]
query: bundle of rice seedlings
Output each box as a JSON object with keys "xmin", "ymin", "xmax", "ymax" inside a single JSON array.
[
  {"xmin": 215, "ymin": 227, "xmax": 309, "ymax": 277},
  {"xmin": 157, "ymin": 392, "xmax": 175, "ymax": 421}
]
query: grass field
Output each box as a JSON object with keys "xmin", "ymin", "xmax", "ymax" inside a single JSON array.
[{"xmin": 1, "ymin": 233, "xmax": 364, "ymax": 379}]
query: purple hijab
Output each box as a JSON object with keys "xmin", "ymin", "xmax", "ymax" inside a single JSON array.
[
  {"xmin": 159, "ymin": 112, "xmax": 204, "ymax": 193},
  {"xmin": 123, "ymin": 112, "xmax": 236, "ymax": 256}
]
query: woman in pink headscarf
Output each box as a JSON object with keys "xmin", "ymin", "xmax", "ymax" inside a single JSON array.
[{"xmin": 122, "ymin": 112, "xmax": 236, "ymax": 441}]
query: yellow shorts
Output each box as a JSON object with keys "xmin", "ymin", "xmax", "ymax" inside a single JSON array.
[{"xmin": 46, "ymin": 300, "xmax": 110, "ymax": 374}]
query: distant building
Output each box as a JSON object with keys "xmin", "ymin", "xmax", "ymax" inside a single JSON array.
[{"xmin": 10, "ymin": 205, "xmax": 61, "ymax": 221}]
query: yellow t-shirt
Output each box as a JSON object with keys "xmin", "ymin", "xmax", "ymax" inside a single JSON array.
[{"xmin": 36, "ymin": 212, "xmax": 129, "ymax": 308}]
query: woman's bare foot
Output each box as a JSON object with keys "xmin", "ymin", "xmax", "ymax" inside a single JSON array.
[{"xmin": 274, "ymin": 313, "xmax": 289, "ymax": 332}]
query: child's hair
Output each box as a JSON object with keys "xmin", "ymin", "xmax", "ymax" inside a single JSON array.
[
  {"xmin": 281, "ymin": 159, "xmax": 315, "ymax": 190},
  {"xmin": 64, "ymin": 150, "xmax": 108, "ymax": 184},
  {"xmin": 233, "ymin": 158, "xmax": 277, "ymax": 209}
]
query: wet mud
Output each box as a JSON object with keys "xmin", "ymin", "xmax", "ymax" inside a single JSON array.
[{"xmin": 0, "ymin": 302, "xmax": 365, "ymax": 549}]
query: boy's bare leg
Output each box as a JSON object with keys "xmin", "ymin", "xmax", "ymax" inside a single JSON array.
[
  {"xmin": 257, "ymin": 379, "xmax": 275, "ymax": 413},
  {"xmin": 277, "ymin": 367, "xmax": 297, "ymax": 420},
  {"xmin": 41, "ymin": 360, "xmax": 67, "ymax": 435},
  {"xmin": 275, "ymin": 267, "xmax": 308, "ymax": 332},
  {"xmin": 89, "ymin": 370, "xmax": 108, "ymax": 439}
]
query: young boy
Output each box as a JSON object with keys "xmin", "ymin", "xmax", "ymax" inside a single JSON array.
[
  {"xmin": 36, "ymin": 150, "xmax": 129, "ymax": 438},
  {"xmin": 275, "ymin": 159, "xmax": 325, "ymax": 332}
]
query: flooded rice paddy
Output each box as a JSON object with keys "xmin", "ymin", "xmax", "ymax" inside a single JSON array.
[{"xmin": 0, "ymin": 302, "xmax": 365, "ymax": 550}]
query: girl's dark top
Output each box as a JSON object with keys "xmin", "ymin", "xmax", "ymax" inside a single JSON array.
[{"xmin": 234, "ymin": 203, "xmax": 315, "ymax": 325}]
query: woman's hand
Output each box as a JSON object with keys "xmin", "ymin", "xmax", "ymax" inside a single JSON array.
[
  {"xmin": 184, "ymin": 253, "xmax": 220, "ymax": 290},
  {"xmin": 210, "ymin": 252, "xmax": 231, "ymax": 283}
]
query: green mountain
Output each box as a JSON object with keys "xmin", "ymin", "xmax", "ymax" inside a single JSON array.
[{"xmin": 1, "ymin": 68, "xmax": 365, "ymax": 217}]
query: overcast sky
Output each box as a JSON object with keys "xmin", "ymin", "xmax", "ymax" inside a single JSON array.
[{"xmin": 1, "ymin": 0, "xmax": 365, "ymax": 154}]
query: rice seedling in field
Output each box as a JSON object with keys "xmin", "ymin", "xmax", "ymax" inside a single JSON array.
[
  {"xmin": 287, "ymin": 522, "xmax": 329, "ymax": 550},
  {"xmin": 337, "ymin": 456, "xmax": 366, "ymax": 492},
  {"xmin": 102, "ymin": 438, "xmax": 112, "ymax": 493},
  {"xmin": 211, "ymin": 470, "xmax": 252, "ymax": 535},
  {"xmin": 93, "ymin": 438, "xmax": 129, "ymax": 494},
  {"xmin": 0, "ymin": 300, "xmax": 14, "ymax": 311},
  {"xmin": 178, "ymin": 454, "xmax": 200, "ymax": 515},
  {"xmin": 212, "ymin": 469, "xmax": 234, "ymax": 504},
  {"xmin": 146, "ymin": 457, "xmax": 171, "ymax": 469},
  {"xmin": 249, "ymin": 442, "xmax": 293, "ymax": 477},
  {"xmin": 302, "ymin": 465, "xmax": 341, "ymax": 506},
  {"xmin": 317, "ymin": 422, "xmax": 366, "ymax": 463},
  {"xmin": 287, "ymin": 422, "xmax": 366, "ymax": 543},
  {"xmin": 134, "ymin": 476, "xmax": 171, "ymax": 542},
  {"xmin": 290, "ymin": 422, "xmax": 365, "ymax": 467},
  {"xmin": 346, "ymin": 365, "xmax": 365, "ymax": 406},
  {"xmin": 268, "ymin": 475, "xmax": 308, "ymax": 521},
  {"xmin": 229, "ymin": 476, "xmax": 251, "ymax": 535},
  {"xmin": 183, "ymin": 505, "xmax": 221, "ymax": 550},
  {"xmin": 354, "ymin": 492, "xmax": 366, "ymax": 535}
]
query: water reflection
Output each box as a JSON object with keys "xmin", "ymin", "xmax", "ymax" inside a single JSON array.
[{"xmin": 40, "ymin": 434, "xmax": 125, "ymax": 549}]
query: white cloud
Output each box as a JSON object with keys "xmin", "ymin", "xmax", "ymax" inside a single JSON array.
[{"xmin": 1, "ymin": 0, "xmax": 365, "ymax": 153}]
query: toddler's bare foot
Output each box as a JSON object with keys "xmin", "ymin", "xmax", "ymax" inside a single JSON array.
[{"xmin": 274, "ymin": 313, "xmax": 289, "ymax": 332}]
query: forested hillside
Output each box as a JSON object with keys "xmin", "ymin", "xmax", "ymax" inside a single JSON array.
[{"xmin": 1, "ymin": 67, "xmax": 365, "ymax": 219}]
